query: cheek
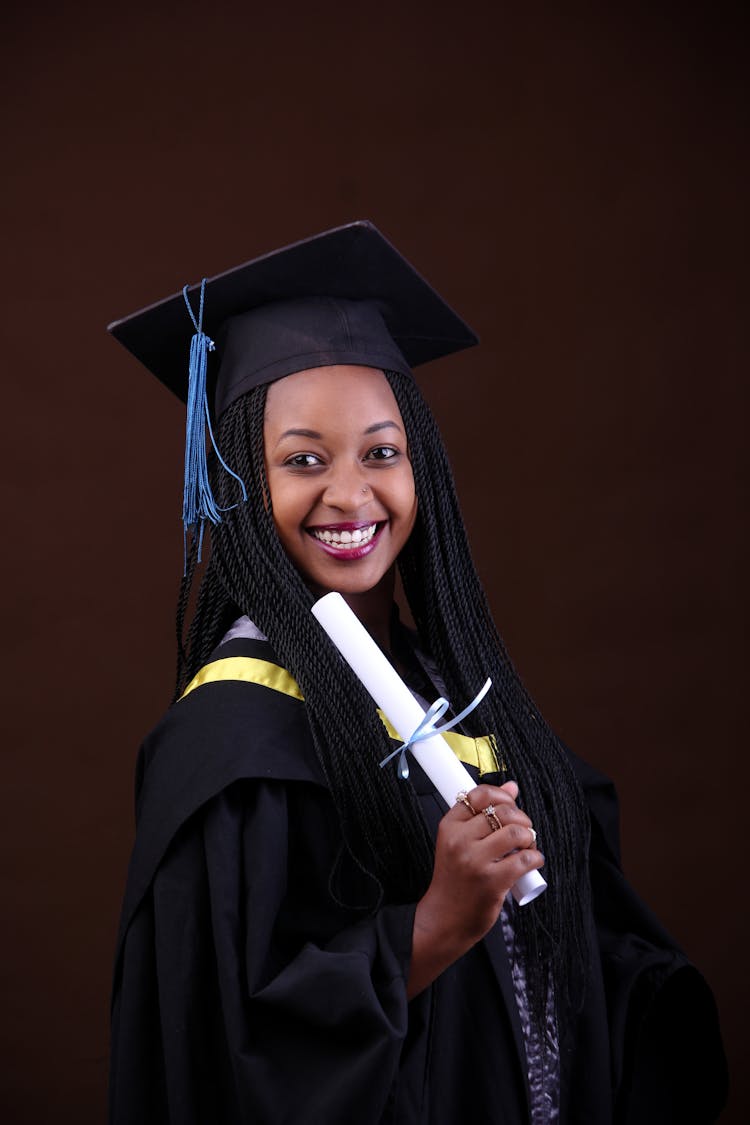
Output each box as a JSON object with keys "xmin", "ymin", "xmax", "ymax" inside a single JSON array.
[
  {"xmin": 407, "ymin": 465, "xmax": 418, "ymax": 515},
  {"xmin": 267, "ymin": 477, "xmax": 302, "ymax": 540},
  {"xmin": 398, "ymin": 472, "xmax": 418, "ymax": 536},
  {"xmin": 406, "ymin": 498, "xmax": 418, "ymax": 540}
]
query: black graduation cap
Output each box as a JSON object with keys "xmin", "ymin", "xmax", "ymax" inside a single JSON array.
[
  {"xmin": 106, "ymin": 221, "xmax": 478, "ymax": 559},
  {"xmin": 107, "ymin": 220, "xmax": 478, "ymax": 416}
]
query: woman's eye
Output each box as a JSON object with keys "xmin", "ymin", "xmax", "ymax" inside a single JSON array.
[
  {"xmin": 366, "ymin": 446, "xmax": 398, "ymax": 461},
  {"xmin": 285, "ymin": 453, "xmax": 322, "ymax": 468}
]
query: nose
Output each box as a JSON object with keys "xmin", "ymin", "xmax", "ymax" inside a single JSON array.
[{"xmin": 322, "ymin": 461, "xmax": 371, "ymax": 512}]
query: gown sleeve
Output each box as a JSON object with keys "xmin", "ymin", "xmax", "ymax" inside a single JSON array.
[
  {"xmin": 573, "ymin": 754, "xmax": 728, "ymax": 1124},
  {"xmin": 110, "ymin": 777, "xmax": 420, "ymax": 1125}
]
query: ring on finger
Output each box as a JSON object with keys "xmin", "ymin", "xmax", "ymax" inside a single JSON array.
[
  {"xmin": 482, "ymin": 804, "xmax": 503, "ymax": 832},
  {"xmin": 455, "ymin": 791, "xmax": 477, "ymax": 816}
]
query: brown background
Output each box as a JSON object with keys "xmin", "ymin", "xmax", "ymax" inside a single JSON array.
[{"xmin": 2, "ymin": 2, "xmax": 747, "ymax": 1122}]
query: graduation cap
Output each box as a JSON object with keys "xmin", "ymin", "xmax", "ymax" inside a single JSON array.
[{"xmin": 107, "ymin": 220, "xmax": 478, "ymax": 559}]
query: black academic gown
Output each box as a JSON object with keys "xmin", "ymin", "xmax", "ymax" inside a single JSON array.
[{"xmin": 109, "ymin": 637, "xmax": 727, "ymax": 1125}]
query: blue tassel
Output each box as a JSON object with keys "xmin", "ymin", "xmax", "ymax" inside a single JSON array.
[{"xmin": 182, "ymin": 280, "xmax": 247, "ymax": 570}]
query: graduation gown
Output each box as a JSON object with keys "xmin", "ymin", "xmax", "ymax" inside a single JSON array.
[{"xmin": 109, "ymin": 636, "xmax": 727, "ymax": 1124}]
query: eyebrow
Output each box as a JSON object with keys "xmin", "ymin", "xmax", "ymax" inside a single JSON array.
[
  {"xmin": 363, "ymin": 420, "xmax": 402, "ymax": 435},
  {"xmin": 277, "ymin": 428, "xmax": 323, "ymax": 441},
  {"xmin": 276, "ymin": 420, "xmax": 403, "ymax": 444}
]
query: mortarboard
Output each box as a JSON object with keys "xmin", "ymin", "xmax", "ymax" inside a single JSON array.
[{"xmin": 106, "ymin": 220, "xmax": 478, "ymax": 558}]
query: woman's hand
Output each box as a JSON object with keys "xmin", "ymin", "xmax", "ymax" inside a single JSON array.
[{"xmin": 407, "ymin": 781, "xmax": 544, "ymax": 999}]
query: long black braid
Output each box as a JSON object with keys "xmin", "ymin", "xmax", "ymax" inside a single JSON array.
[
  {"xmin": 175, "ymin": 370, "xmax": 592, "ymax": 1026},
  {"xmin": 386, "ymin": 370, "xmax": 592, "ymax": 1024}
]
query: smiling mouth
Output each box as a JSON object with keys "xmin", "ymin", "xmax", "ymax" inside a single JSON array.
[{"xmin": 308, "ymin": 523, "xmax": 380, "ymax": 550}]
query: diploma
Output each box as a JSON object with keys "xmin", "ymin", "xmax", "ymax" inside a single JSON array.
[{"xmin": 311, "ymin": 592, "xmax": 547, "ymax": 906}]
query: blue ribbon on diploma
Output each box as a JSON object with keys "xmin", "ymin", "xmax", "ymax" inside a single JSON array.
[{"xmin": 379, "ymin": 678, "xmax": 492, "ymax": 780}]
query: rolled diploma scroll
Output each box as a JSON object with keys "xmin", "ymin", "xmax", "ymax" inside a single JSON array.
[{"xmin": 311, "ymin": 591, "xmax": 546, "ymax": 906}]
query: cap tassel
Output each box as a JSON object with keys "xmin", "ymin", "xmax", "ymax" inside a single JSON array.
[{"xmin": 182, "ymin": 280, "xmax": 247, "ymax": 569}]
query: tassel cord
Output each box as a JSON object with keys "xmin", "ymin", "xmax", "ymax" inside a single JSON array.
[{"xmin": 181, "ymin": 281, "xmax": 247, "ymax": 567}]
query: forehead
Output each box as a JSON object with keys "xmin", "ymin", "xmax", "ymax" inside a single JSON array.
[{"xmin": 264, "ymin": 365, "xmax": 403, "ymax": 430}]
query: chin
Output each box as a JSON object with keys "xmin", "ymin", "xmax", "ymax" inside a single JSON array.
[
  {"xmin": 306, "ymin": 564, "xmax": 393, "ymax": 602},
  {"xmin": 317, "ymin": 575, "xmax": 383, "ymax": 598}
]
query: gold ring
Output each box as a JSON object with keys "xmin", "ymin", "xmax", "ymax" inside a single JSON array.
[
  {"xmin": 482, "ymin": 804, "xmax": 503, "ymax": 832},
  {"xmin": 455, "ymin": 791, "xmax": 476, "ymax": 816}
]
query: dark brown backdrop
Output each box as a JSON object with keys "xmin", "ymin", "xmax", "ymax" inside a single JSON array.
[{"xmin": 2, "ymin": 2, "xmax": 747, "ymax": 1122}]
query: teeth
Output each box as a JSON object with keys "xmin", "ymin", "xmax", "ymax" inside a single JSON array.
[{"xmin": 312, "ymin": 524, "xmax": 377, "ymax": 549}]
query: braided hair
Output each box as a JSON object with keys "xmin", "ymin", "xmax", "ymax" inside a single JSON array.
[{"xmin": 175, "ymin": 369, "xmax": 592, "ymax": 1024}]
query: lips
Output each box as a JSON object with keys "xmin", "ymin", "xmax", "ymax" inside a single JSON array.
[
  {"xmin": 310, "ymin": 523, "xmax": 377, "ymax": 548},
  {"xmin": 307, "ymin": 521, "xmax": 384, "ymax": 558}
]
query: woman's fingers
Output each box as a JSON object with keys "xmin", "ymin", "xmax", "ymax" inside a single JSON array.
[
  {"xmin": 479, "ymin": 819, "xmax": 540, "ymax": 858},
  {"xmin": 452, "ymin": 784, "xmax": 534, "ymax": 834},
  {"xmin": 451, "ymin": 782, "xmax": 539, "ymax": 864},
  {"xmin": 426, "ymin": 784, "xmax": 546, "ymax": 955},
  {"xmin": 497, "ymin": 779, "xmax": 519, "ymax": 801},
  {"xmin": 466, "ymin": 783, "xmax": 527, "ymax": 814},
  {"xmin": 488, "ymin": 842, "xmax": 545, "ymax": 887}
]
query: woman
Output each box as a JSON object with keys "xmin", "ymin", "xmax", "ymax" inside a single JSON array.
[{"xmin": 108, "ymin": 222, "xmax": 726, "ymax": 1123}]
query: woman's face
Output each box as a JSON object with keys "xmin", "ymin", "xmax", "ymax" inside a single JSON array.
[{"xmin": 264, "ymin": 365, "xmax": 418, "ymax": 601}]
